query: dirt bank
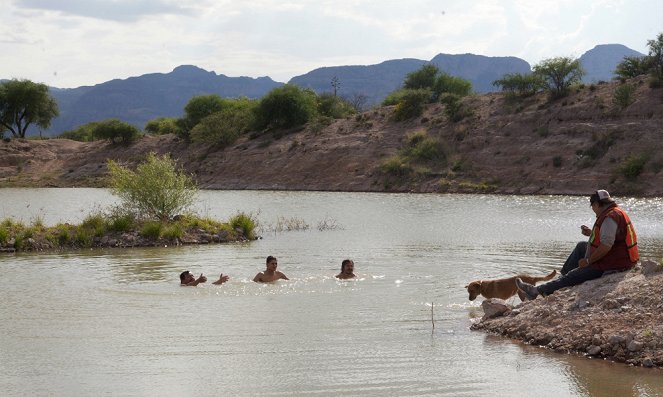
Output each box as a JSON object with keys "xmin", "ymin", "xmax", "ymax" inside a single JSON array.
[
  {"xmin": 471, "ymin": 261, "xmax": 663, "ymax": 369},
  {"xmin": 1, "ymin": 76, "xmax": 662, "ymax": 195}
]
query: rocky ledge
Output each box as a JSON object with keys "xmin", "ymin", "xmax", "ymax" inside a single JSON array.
[{"xmin": 471, "ymin": 260, "xmax": 663, "ymax": 369}]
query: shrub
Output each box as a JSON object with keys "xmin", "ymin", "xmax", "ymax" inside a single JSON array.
[
  {"xmin": 161, "ymin": 224, "xmax": 184, "ymax": 239},
  {"xmin": 381, "ymin": 156, "xmax": 410, "ymax": 176},
  {"xmin": 140, "ymin": 221, "xmax": 163, "ymax": 239},
  {"xmin": 107, "ymin": 153, "xmax": 197, "ymax": 222},
  {"xmin": 619, "ymin": 154, "xmax": 648, "ymax": 179},
  {"xmin": 144, "ymin": 117, "xmax": 181, "ymax": 135},
  {"xmin": 254, "ymin": 85, "xmax": 317, "ymax": 131},
  {"xmin": 401, "ymin": 130, "xmax": 445, "ymax": 162},
  {"xmin": 392, "ymin": 89, "xmax": 431, "ymax": 121},
  {"xmin": 229, "ymin": 212, "xmax": 257, "ymax": 239},
  {"xmin": 58, "ymin": 122, "xmax": 99, "ymax": 141},
  {"xmin": 108, "ymin": 213, "xmax": 135, "ymax": 232},
  {"xmin": 53, "ymin": 224, "xmax": 72, "ymax": 246},
  {"xmin": 92, "ymin": 119, "xmax": 141, "ymax": 145},
  {"xmin": 316, "ymin": 93, "xmax": 355, "ymax": 119},
  {"xmin": 440, "ymin": 93, "xmax": 472, "ymax": 122},
  {"xmin": 177, "ymin": 95, "xmax": 228, "ymax": 139},
  {"xmin": 493, "ymin": 73, "xmax": 546, "ymax": 97},
  {"xmin": 552, "ymin": 156, "xmax": 563, "ymax": 167},
  {"xmin": 614, "ymin": 56, "xmax": 655, "ymax": 79},
  {"xmin": 613, "ymin": 84, "xmax": 636, "ymax": 109},
  {"xmin": 189, "ymin": 98, "xmax": 257, "ymax": 147},
  {"xmin": 74, "ymin": 228, "xmax": 93, "ymax": 248},
  {"xmin": 80, "ymin": 213, "xmax": 107, "ymax": 237},
  {"xmin": 0, "ymin": 227, "xmax": 8, "ymax": 244},
  {"xmin": 404, "ymin": 64, "xmax": 439, "ymax": 90},
  {"xmin": 433, "ymin": 72, "xmax": 472, "ymax": 99}
]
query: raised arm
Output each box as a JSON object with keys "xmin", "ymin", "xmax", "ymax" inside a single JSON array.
[
  {"xmin": 185, "ymin": 273, "xmax": 207, "ymax": 286},
  {"xmin": 212, "ymin": 273, "xmax": 229, "ymax": 285}
]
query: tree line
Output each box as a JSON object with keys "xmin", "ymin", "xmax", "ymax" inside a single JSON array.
[{"xmin": 1, "ymin": 33, "xmax": 661, "ymax": 142}]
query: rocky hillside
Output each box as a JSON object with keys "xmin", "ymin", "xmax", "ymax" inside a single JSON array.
[{"xmin": 1, "ymin": 76, "xmax": 662, "ymax": 196}]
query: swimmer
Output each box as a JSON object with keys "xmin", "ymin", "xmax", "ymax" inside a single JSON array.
[
  {"xmin": 335, "ymin": 259, "xmax": 356, "ymax": 279},
  {"xmin": 253, "ymin": 256, "xmax": 289, "ymax": 282},
  {"xmin": 180, "ymin": 271, "xmax": 229, "ymax": 286}
]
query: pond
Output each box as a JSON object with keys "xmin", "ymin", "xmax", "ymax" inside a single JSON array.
[{"xmin": 1, "ymin": 189, "xmax": 662, "ymax": 396}]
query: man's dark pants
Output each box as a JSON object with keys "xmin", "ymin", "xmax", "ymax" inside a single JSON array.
[{"xmin": 538, "ymin": 241, "xmax": 604, "ymax": 296}]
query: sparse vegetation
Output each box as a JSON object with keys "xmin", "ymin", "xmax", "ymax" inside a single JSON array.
[
  {"xmin": 493, "ymin": 73, "xmax": 546, "ymax": 97},
  {"xmin": 618, "ymin": 154, "xmax": 648, "ymax": 179},
  {"xmin": 254, "ymin": 84, "xmax": 317, "ymax": 131},
  {"xmin": 92, "ymin": 119, "xmax": 142, "ymax": 145},
  {"xmin": 613, "ymin": 84, "xmax": 636, "ymax": 109},
  {"xmin": 532, "ymin": 56, "xmax": 584, "ymax": 99}
]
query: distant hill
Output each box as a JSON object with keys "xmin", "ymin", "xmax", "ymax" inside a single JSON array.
[
  {"xmin": 289, "ymin": 54, "xmax": 531, "ymax": 105},
  {"xmin": 579, "ymin": 44, "xmax": 645, "ymax": 83},
  {"xmin": 46, "ymin": 65, "xmax": 282, "ymax": 135}
]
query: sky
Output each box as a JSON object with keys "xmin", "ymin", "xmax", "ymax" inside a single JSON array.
[{"xmin": 1, "ymin": 0, "xmax": 661, "ymax": 88}]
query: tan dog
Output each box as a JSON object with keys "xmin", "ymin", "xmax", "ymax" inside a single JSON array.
[{"xmin": 465, "ymin": 270, "xmax": 557, "ymax": 301}]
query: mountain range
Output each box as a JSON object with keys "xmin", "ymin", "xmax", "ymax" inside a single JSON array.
[{"xmin": 6, "ymin": 44, "xmax": 644, "ymax": 136}]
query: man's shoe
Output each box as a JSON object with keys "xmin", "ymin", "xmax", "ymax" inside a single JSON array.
[{"xmin": 516, "ymin": 278, "xmax": 539, "ymax": 300}]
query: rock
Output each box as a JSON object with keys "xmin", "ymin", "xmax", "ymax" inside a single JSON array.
[
  {"xmin": 640, "ymin": 260, "xmax": 662, "ymax": 275},
  {"xmin": 481, "ymin": 299, "xmax": 511, "ymax": 320},
  {"xmin": 628, "ymin": 340, "xmax": 644, "ymax": 352},
  {"xmin": 217, "ymin": 230, "xmax": 229, "ymax": 241},
  {"xmin": 587, "ymin": 345, "xmax": 601, "ymax": 355},
  {"xmin": 643, "ymin": 358, "xmax": 654, "ymax": 368},
  {"xmin": 609, "ymin": 335, "xmax": 626, "ymax": 345},
  {"xmin": 576, "ymin": 300, "xmax": 590, "ymax": 309},
  {"xmin": 601, "ymin": 299, "xmax": 620, "ymax": 309}
]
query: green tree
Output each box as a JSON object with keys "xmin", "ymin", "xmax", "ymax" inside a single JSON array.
[
  {"xmin": 403, "ymin": 64, "xmax": 439, "ymax": 90},
  {"xmin": 392, "ymin": 89, "xmax": 431, "ymax": 121},
  {"xmin": 92, "ymin": 119, "xmax": 141, "ymax": 144},
  {"xmin": 647, "ymin": 32, "xmax": 663, "ymax": 82},
  {"xmin": 190, "ymin": 98, "xmax": 257, "ymax": 147},
  {"xmin": 532, "ymin": 56, "xmax": 584, "ymax": 99},
  {"xmin": 107, "ymin": 153, "xmax": 197, "ymax": 221},
  {"xmin": 178, "ymin": 95, "xmax": 228, "ymax": 138},
  {"xmin": 614, "ymin": 56, "xmax": 654, "ymax": 79},
  {"xmin": 254, "ymin": 84, "xmax": 317, "ymax": 130},
  {"xmin": 492, "ymin": 73, "xmax": 546, "ymax": 97},
  {"xmin": 433, "ymin": 72, "xmax": 472, "ymax": 99},
  {"xmin": 58, "ymin": 121, "xmax": 100, "ymax": 142},
  {"xmin": 0, "ymin": 79, "xmax": 59, "ymax": 138},
  {"xmin": 145, "ymin": 117, "xmax": 181, "ymax": 135}
]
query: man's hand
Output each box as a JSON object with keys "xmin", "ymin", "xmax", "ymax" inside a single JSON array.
[
  {"xmin": 196, "ymin": 273, "xmax": 208, "ymax": 284},
  {"xmin": 581, "ymin": 225, "xmax": 591, "ymax": 236},
  {"xmin": 578, "ymin": 258, "xmax": 590, "ymax": 268},
  {"xmin": 212, "ymin": 273, "xmax": 229, "ymax": 285}
]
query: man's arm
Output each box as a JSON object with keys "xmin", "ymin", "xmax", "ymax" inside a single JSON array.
[
  {"xmin": 253, "ymin": 273, "xmax": 263, "ymax": 282},
  {"xmin": 581, "ymin": 219, "xmax": 617, "ymax": 267},
  {"xmin": 278, "ymin": 272, "xmax": 289, "ymax": 280}
]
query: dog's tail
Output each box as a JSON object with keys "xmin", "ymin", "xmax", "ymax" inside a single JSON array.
[{"xmin": 531, "ymin": 269, "xmax": 557, "ymax": 283}]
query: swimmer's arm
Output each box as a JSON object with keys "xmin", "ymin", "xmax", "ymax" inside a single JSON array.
[
  {"xmin": 253, "ymin": 273, "xmax": 263, "ymax": 283},
  {"xmin": 279, "ymin": 272, "xmax": 289, "ymax": 280},
  {"xmin": 212, "ymin": 273, "xmax": 229, "ymax": 285}
]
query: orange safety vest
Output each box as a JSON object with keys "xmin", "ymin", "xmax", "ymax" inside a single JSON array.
[{"xmin": 589, "ymin": 204, "xmax": 639, "ymax": 271}]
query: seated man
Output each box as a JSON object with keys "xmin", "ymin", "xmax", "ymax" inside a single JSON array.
[
  {"xmin": 253, "ymin": 256, "xmax": 289, "ymax": 283},
  {"xmin": 180, "ymin": 271, "xmax": 229, "ymax": 286},
  {"xmin": 517, "ymin": 189, "xmax": 638, "ymax": 300},
  {"xmin": 335, "ymin": 259, "xmax": 356, "ymax": 279}
]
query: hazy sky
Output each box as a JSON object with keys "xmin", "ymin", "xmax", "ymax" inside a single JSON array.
[{"xmin": 1, "ymin": 0, "xmax": 661, "ymax": 88}]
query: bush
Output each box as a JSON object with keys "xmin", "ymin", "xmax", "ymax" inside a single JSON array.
[
  {"xmin": 140, "ymin": 221, "xmax": 163, "ymax": 239},
  {"xmin": 0, "ymin": 227, "xmax": 8, "ymax": 244},
  {"xmin": 254, "ymin": 85, "xmax": 317, "ymax": 131},
  {"xmin": 401, "ymin": 130, "xmax": 445, "ymax": 162},
  {"xmin": 92, "ymin": 119, "xmax": 141, "ymax": 145},
  {"xmin": 177, "ymin": 95, "xmax": 228, "ymax": 139},
  {"xmin": 433, "ymin": 72, "xmax": 472, "ymax": 99},
  {"xmin": 316, "ymin": 93, "xmax": 355, "ymax": 119},
  {"xmin": 493, "ymin": 73, "xmax": 546, "ymax": 97},
  {"xmin": 391, "ymin": 89, "xmax": 431, "ymax": 121},
  {"xmin": 440, "ymin": 93, "xmax": 472, "ymax": 122},
  {"xmin": 229, "ymin": 212, "xmax": 257, "ymax": 239},
  {"xmin": 80, "ymin": 213, "xmax": 107, "ymax": 237},
  {"xmin": 404, "ymin": 64, "xmax": 439, "ymax": 90},
  {"xmin": 161, "ymin": 224, "xmax": 184, "ymax": 239},
  {"xmin": 107, "ymin": 153, "xmax": 197, "ymax": 222},
  {"xmin": 381, "ymin": 156, "xmax": 410, "ymax": 176},
  {"xmin": 613, "ymin": 84, "xmax": 636, "ymax": 109},
  {"xmin": 189, "ymin": 98, "xmax": 257, "ymax": 147},
  {"xmin": 619, "ymin": 154, "xmax": 648, "ymax": 179},
  {"xmin": 614, "ymin": 56, "xmax": 654, "ymax": 79},
  {"xmin": 108, "ymin": 213, "xmax": 135, "ymax": 232},
  {"xmin": 144, "ymin": 117, "xmax": 181, "ymax": 135},
  {"xmin": 58, "ymin": 122, "xmax": 99, "ymax": 141}
]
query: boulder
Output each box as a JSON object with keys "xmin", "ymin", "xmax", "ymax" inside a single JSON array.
[{"xmin": 481, "ymin": 299, "xmax": 511, "ymax": 320}]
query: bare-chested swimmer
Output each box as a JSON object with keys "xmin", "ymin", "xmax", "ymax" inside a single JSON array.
[
  {"xmin": 335, "ymin": 259, "xmax": 356, "ymax": 279},
  {"xmin": 253, "ymin": 256, "xmax": 289, "ymax": 282}
]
